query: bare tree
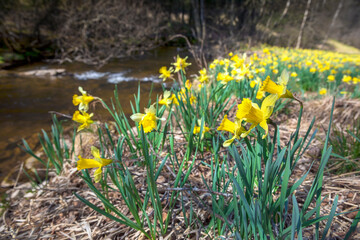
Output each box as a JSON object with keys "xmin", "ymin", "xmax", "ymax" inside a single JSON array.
[
  {"xmin": 279, "ymin": 0, "xmax": 291, "ymax": 22},
  {"xmin": 296, "ymin": 0, "xmax": 312, "ymax": 49},
  {"xmin": 320, "ymin": 0, "xmax": 344, "ymax": 48},
  {"xmin": 53, "ymin": 0, "xmax": 168, "ymax": 65}
]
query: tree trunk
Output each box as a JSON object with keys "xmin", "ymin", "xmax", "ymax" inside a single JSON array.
[
  {"xmin": 200, "ymin": 0, "xmax": 205, "ymax": 40},
  {"xmin": 296, "ymin": 0, "xmax": 312, "ymax": 49},
  {"xmin": 191, "ymin": 0, "xmax": 201, "ymax": 40},
  {"xmin": 321, "ymin": 0, "xmax": 344, "ymax": 47},
  {"xmin": 280, "ymin": 0, "xmax": 291, "ymax": 22}
]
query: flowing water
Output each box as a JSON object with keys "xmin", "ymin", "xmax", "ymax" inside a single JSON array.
[{"xmin": 0, "ymin": 47, "xmax": 196, "ymax": 186}]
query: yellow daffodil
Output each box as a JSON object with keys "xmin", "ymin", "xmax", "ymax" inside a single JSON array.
[
  {"xmin": 193, "ymin": 119, "xmax": 210, "ymax": 139},
  {"xmin": 352, "ymin": 77, "xmax": 359, "ymax": 84},
  {"xmin": 327, "ymin": 75, "xmax": 335, "ymax": 82},
  {"xmin": 231, "ymin": 54, "xmax": 245, "ymax": 68},
  {"xmin": 198, "ymin": 68, "xmax": 209, "ymax": 83},
  {"xmin": 250, "ymin": 80, "xmax": 257, "ymax": 88},
  {"xmin": 130, "ymin": 105, "xmax": 165, "ymax": 133},
  {"xmin": 260, "ymin": 70, "xmax": 293, "ymax": 99},
  {"xmin": 159, "ymin": 91, "xmax": 179, "ymax": 108},
  {"xmin": 217, "ymin": 115, "xmax": 246, "ymax": 147},
  {"xmin": 273, "ymin": 69, "xmax": 279, "ymax": 74},
  {"xmin": 217, "ymin": 72, "xmax": 234, "ymax": 85},
  {"xmin": 185, "ymin": 80, "xmax": 192, "ymax": 90},
  {"xmin": 178, "ymin": 88, "xmax": 196, "ymax": 104},
  {"xmin": 319, "ymin": 88, "xmax": 327, "ymax": 95},
  {"xmin": 256, "ymin": 89, "xmax": 265, "ymax": 99},
  {"xmin": 72, "ymin": 110, "xmax": 94, "ymax": 132},
  {"xmin": 172, "ymin": 55, "xmax": 191, "ymax": 73},
  {"xmin": 159, "ymin": 66, "xmax": 174, "ymax": 81},
  {"xmin": 234, "ymin": 63, "xmax": 252, "ymax": 82},
  {"xmin": 236, "ymin": 94, "xmax": 278, "ymax": 139},
  {"xmin": 77, "ymin": 146, "xmax": 112, "ymax": 183},
  {"xmin": 291, "ymin": 72, "xmax": 297, "ymax": 78},
  {"xmin": 342, "ymin": 75, "xmax": 352, "ymax": 84},
  {"xmin": 72, "ymin": 87, "xmax": 95, "ymax": 112}
]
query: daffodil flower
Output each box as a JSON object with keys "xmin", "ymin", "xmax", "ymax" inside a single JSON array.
[
  {"xmin": 342, "ymin": 75, "xmax": 352, "ymax": 84},
  {"xmin": 198, "ymin": 68, "xmax": 209, "ymax": 83},
  {"xmin": 178, "ymin": 88, "xmax": 196, "ymax": 105},
  {"xmin": 77, "ymin": 146, "xmax": 112, "ymax": 183},
  {"xmin": 193, "ymin": 119, "xmax": 210, "ymax": 140},
  {"xmin": 217, "ymin": 115, "xmax": 246, "ymax": 147},
  {"xmin": 130, "ymin": 105, "xmax": 165, "ymax": 133},
  {"xmin": 172, "ymin": 55, "xmax": 191, "ymax": 73},
  {"xmin": 72, "ymin": 110, "xmax": 94, "ymax": 132},
  {"xmin": 217, "ymin": 72, "xmax": 234, "ymax": 85},
  {"xmin": 159, "ymin": 66, "xmax": 174, "ymax": 81},
  {"xmin": 72, "ymin": 87, "xmax": 95, "ymax": 112},
  {"xmin": 159, "ymin": 91, "xmax": 179, "ymax": 108},
  {"xmin": 185, "ymin": 80, "xmax": 192, "ymax": 90},
  {"xmin": 236, "ymin": 94, "xmax": 278, "ymax": 139},
  {"xmin": 260, "ymin": 70, "xmax": 293, "ymax": 99},
  {"xmin": 319, "ymin": 88, "xmax": 327, "ymax": 95}
]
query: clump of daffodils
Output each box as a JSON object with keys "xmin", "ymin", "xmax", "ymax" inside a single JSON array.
[{"xmin": 216, "ymin": 69, "xmax": 296, "ymax": 147}]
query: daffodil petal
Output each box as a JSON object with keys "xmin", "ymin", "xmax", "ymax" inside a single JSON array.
[
  {"xmin": 91, "ymin": 146, "xmax": 101, "ymax": 159},
  {"xmin": 259, "ymin": 120, "xmax": 269, "ymax": 139},
  {"xmin": 130, "ymin": 113, "xmax": 145, "ymax": 122},
  {"xmin": 94, "ymin": 167, "xmax": 102, "ymax": 183},
  {"xmin": 260, "ymin": 94, "xmax": 278, "ymax": 119},
  {"xmin": 223, "ymin": 136, "xmax": 236, "ymax": 147}
]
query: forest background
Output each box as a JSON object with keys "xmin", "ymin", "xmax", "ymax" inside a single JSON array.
[{"xmin": 1, "ymin": 0, "xmax": 360, "ymax": 67}]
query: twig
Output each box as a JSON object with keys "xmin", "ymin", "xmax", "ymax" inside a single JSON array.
[{"xmin": 48, "ymin": 111, "xmax": 72, "ymax": 119}]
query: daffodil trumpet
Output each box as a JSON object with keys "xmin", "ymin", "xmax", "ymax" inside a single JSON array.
[
  {"xmin": 260, "ymin": 70, "xmax": 293, "ymax": 99},
  {"xmin": 217, "ymin": 115, "xmax": 246, "ymax": 147}
]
